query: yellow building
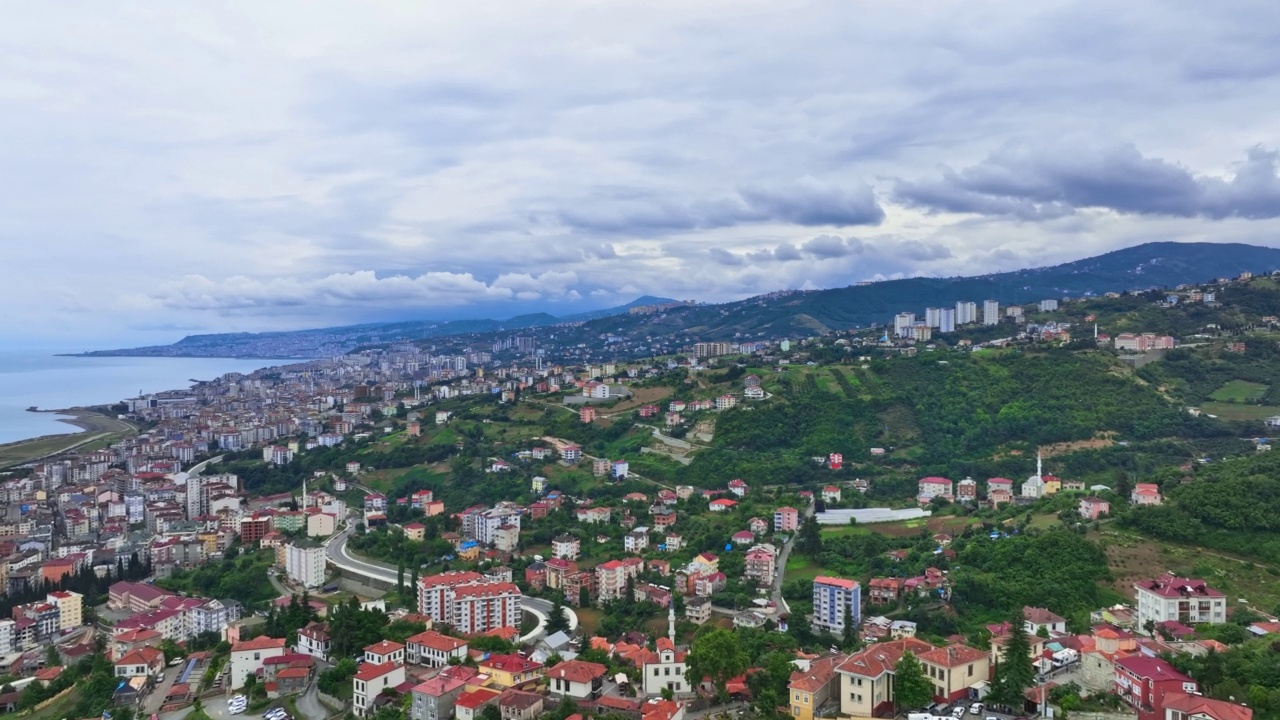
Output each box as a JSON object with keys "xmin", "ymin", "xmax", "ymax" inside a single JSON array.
[
  {"xmin": 46, "ymin": 590, "xmax": 83, "ymax": 631},
  {"xmin": 478, "ymin": 654, "xmax": 544, "ymax": 689},
  {"xmin": 788, "ymin": 654, "xmax": 843, "ymax": 720}
]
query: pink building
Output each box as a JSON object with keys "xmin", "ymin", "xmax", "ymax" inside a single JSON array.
[
  {"xmin": 773, "ymin": 507, "xmax": 799, "ymax": 532},
  {"xmin": 1131, "ymin": 483, "xmax": 1162, "ymax": 506},
  {"xmin": 1079, "ymin": 496, "xmax": 1111, "ymax": 520}
]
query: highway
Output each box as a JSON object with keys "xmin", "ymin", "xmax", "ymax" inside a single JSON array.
[{"xmin": 323, "ymin": 527, "xmax": 577, "ymax": 643}]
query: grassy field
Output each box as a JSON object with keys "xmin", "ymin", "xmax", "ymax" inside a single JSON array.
[
  {"xmin": 0, "ymin": 410, "xmax": 135, "ymax": 469},
  {"xmin": 863, "ymin": 515, "xmax": 981, "ymax": 538},
  {"xmin": 1098, "ymin": 530, "xmax": 1280, "ymax": 612},
  {"xmin": 784, "ymin": 554, "xmax": 823, "ymax": 583},
  {"xmin": 1200, "ymin": 402, "xmax": 1280, "ymax": 421},
  {"xmin": 1209, "ymin": 379, "xmax": 1269, "ymax": 402}
]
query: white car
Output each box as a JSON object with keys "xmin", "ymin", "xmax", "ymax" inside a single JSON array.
[
  {"xmin": 969, "ymin": 704, "xmax": 983, "ymax": 715},
  {"xmin": 228, "ymin": 705, "xmax": 246, "ymax": 716}
]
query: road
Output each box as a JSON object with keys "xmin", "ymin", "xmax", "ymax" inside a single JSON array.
[
  {"xmin": 297, "ymin": 676, "xmax": 333, "ymax": 719},
  {"xmin": 769, "ymin": 498, "xmax": 816, "ymax": 614},
  {"xmin": 323, "ymin": 527, "xmax": 577, "ymax": 641}
]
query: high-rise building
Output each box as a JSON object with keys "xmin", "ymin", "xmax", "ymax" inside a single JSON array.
[
  {"xmin": 939, "ymin": 308, "xmax": 956, "ymax": 334},
  {"xmin": 893, "ymin": 312, "xmax": 916, "ymax": 338},
  {"xmin": 812, "ymin": 576, "xmax": 861, "ymax": 634},
  {"xmin": 982, "ymin": 300, "xmax": 1000, "ymax": 326},
  {"xmin": 1039, "ymin": 299, "xmax": 1059, "ymax": 312},
  {"xmin": 955, "ymin": 301, "xmax": 977, "ymax": 325},
  {"xmin": 285, "ymin": 541, "xmax": 326, "ymax": 589},
  {"xmin": 925, "ymin": 308, "xmax": 942, "ymax": 328},
  {"xmin": 912, "ymin": 324, "xmax": 932, "ymax": 342}
]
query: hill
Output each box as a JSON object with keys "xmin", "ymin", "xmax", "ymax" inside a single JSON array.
[
  {"xmin": 556, "ymin": 242, "xmax": 1280, "ymax": 343},
  {"xmin": 75, "ymin": 296, "xmax": 678, "ymax": 358},
  {"xmin": 82, "ymin": 241, "xmax": 1280, "ymax": 357}
]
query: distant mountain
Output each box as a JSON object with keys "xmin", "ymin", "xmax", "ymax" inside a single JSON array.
[
  {"xmin": 554, "ymin": 241, "xmax": 1280, "ymax": 342},
  {"xmin": 80, "ymin": 242, "xmax": 1280, "ymax": 358},
  {"xmin": 75, "ymin": 296, "xmax": 678, "ymax": 358}
]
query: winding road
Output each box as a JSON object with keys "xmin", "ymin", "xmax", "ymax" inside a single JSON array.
[{"xmin": 323, "ymin": 527, "xmax": 577, "ymax": 642}]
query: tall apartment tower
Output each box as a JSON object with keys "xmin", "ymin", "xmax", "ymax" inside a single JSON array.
[
  {"xmin": 939, "ymin": 308, "xmax": 956, "ymax": 333},
  {"xmin": 924, "ymin": 307, "xmax": 942, "ymax": 328},
  {"xmin": 955, "ymin": 301, "xmax": 977, "ymax": 325},
  {"xmin": 983, "ymin": 300, "xmax": 1001, "ymax": 326},
  {"xmin": 893, "ymin": 312, "xmax": 917, "ymax": 338}
]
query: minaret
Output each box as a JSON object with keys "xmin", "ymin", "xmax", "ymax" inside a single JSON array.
[
  {"xmin": 1036, "ymin": 451, "xmax": 1043, "ymax": 480},
  {"xmin": 668, "ymin": 603, "xmax": 676, "ymax": 643},
  {"xmin": 301, "ymin": 476, "xmax": 307, "ymax": 511}
]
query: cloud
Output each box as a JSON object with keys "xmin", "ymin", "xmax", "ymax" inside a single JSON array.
[
  {"xmin": 896, "ymin": 143, "xmax": 1280, "ymax": 220},
  {"xmin": 137, "ymin": 270, "xmax": 581, "ymax": 314},
  {"xmin": 555, "ymin": 178, "xmax": 884, "ymax": 235}
]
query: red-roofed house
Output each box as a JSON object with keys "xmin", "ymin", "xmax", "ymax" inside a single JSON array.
[
  {"xmin": 410, "ymin": 674, "xmax": 469, "ymax": 720},
  {"xmin": 365, "ymin": 640, "xmax": 406, "ymax": 665},
  {"xmin": 1158, "ymin": 692, "xmax": 1252, "ymax": 720},
  {"xmin": 1131, "ymin": 483, "xmax": 1163, "ymax": 506},
  {"xmin": 479, "ymin": 654, "xmax": 543, "ymax": 689},
  {"xmin": 354, "ymin": 662, "xmax": 406, "ymax": 716},
  {"xmin": 406, "ymin": 630, "xmax": 468, "ymax": 667},
  {"xmin": 918, "ymin": 477, "xmax": 953, "ymax": 504},
  {"xmin": 642, "ymin": 698, "xmax": 686, "ymax": 720},
  {"xmin": 709, "ymin": 498, "xmax": 737, "ymax": 513},
  {"xmin": 788, "ymin": 654, "xmax": 844, "ymax": 720},
  {"xmin": 114, "ymin": 646, "xmax": 165, "ymax": 679},
  {"xmin": 230, "ymin": 636, "xmax": 287, "ymax": 689},
  {"xmin": 455, "ymin": 688, "xmax": 502, "ymax": 720},
  {"xmin": 1115, "ymin": 656, "xmax": 1197, "ymax": 716},
  {"xmin": 547, "ymin": 660, "xmax": 608, "ymax": 699},
  {"xmin": 1134, "ymin": 574, "xmax": 1227, "ymax": 631}
]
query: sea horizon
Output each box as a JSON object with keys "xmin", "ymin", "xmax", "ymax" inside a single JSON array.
[{"xmin": 0, "ymin": 349, "xmax": 280, "ymax": 446}]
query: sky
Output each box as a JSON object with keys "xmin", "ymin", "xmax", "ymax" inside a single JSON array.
[{"xmin": 5, "ymin": 1, "xmax": 1280, "ymax": 349}]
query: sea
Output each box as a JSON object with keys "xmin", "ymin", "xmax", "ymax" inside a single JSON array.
[{"xmin": 0, "ymin": 349, "xmax": 283, "ymax": 445}]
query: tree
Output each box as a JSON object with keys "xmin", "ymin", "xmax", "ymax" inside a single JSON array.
[
  {"xmin": 481, "ymin": 704, "xmax": 502, "ymax": 720},
  {"xmin": 798, "ymin": 516, "xmax": 823, "ymax": 556},
  {"xmin": 685, "ymin": 628, "xmax": 748, "ymax": 700},
  {"xmin": 841, "ymin": 600, "xmax": 857, "ymax": 650},
  {"xmin": 991, "ymin": 611, "xmax": 1036, "ymax": 705},
  {"xmin": 547, "ymin": 595, "xmax": 570, "ymax": 634},
  {"xmin": 397, "ymin": 562, "xmax": 406, "ymax": 593},
  {"xmin": 893, "ymin": 652, "xmax": 933, "ymax": 711}
]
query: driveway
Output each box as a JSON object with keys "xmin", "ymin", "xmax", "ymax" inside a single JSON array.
[
  {"xmin": 144, "ymin": 666, "xmax": 183, "ymax": 716},
  {"xmin": 296, "ymin": 680, "xmax": 334, "ymax": 719}
]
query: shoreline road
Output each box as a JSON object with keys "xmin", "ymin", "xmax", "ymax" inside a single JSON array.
[{"xmin": 323, "ymin": 528, "xmax": 578, "ymax": 642}]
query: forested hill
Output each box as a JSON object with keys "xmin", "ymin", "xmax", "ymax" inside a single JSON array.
[{"xmin": 556, "ymin": 241, "xmax": 1280, "ymax": 342}]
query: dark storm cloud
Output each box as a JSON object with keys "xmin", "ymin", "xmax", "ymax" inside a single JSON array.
[{"xmin": 897, "ymin": 143, "xmax": 1280, "ymax": 221}]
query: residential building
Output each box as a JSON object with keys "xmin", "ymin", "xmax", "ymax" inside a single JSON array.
[
  {"xmin": 499, "ymin": 690, "xmax": 545, "ymax": 720},
  {"xmin": 596, "ymin": 558, "xmax": 643, "ymax": 603},
  {"xmin": 230, "ymin": 636, "xmax": 288, "ymax": 689},
  {"xmin": 406, "ymin": 630, "xmax": 468, "ymax": 667},
  {"xmin": 788, "ymin": 654, "xmax": 843, "ymax": 720},
  {"xmin": 1159, "ymin": 692, "xmax": 1252, "ymax": 720},
  {"xmin": 1134, "ymin": 574, "xmax": 1227, "ymax": 631},
  {"xmin": 983, "ymin": 300, "xmax": 1000, "ymax": 325},
  {"xmin": 547, "ymin": 659, "xmax": 609, "ymax": 700},
  {"xmin": 479, "ymin": 654, "xmax": 544, "ymax": 689},
  {"xmin": 1131, "ymin": 483, "xmax": 1163, "ymax": 506},
  {"xmin": 625, "ymin": 528, "xmax": 650, "ymax": 554},
  {"xmin": 296, "ymin": 621, "xmax": 331, "ymax": 661},
  {"xmin": 835, "ymin": 637, "xmax": 935, "ymax": 717},
  {"xmin": 774, "ymin": 507, "xmax": 799, "ymax": 532},
  {"xmin": 685, "ymin": 596, "xmax": 711, "ymax": 625},
  {"xmin": 1079, "ymin": 496, "xmax": 1110, "ymax": 520},
  {"xmin": 939, "ymin": 308, "xmax": 956, "ymax": 333},
  {"xmin": 1023, "ymin": 606, "xmax": 1067, "ymax": 635},
  {"xmin": 45, "ymin": 590, "xmax": 82, "ymax": 631},
  {"xmin": 812, "ymin": 577, "xmax": 861, "ymax": 634},
  {"xmin": 365, "ymin": 640, "xmax": 406, "ymax": 665},
  {"xmin": 955, "ymin": 301, "xmax": 977, "ymax": 325},
  {"xmin": 917, "ymin": 477, "xmax": 953, "ymax": 504},
  {"xmin": 410, "ymin": 674, "xmax": 468, "ymax": 720},
  {"xmin": 114, "ymin": 646, "xmax": 165, "ymax": 679},
  {"xmin": 354, "ymin": 662, "xmax": 406, "ymax": 717},
  {"xmin": 1115, "ymin": 656, "xmax": 1197, "ymax": 714},
  {"xmin": 285, "ymin": 540, "xmax": 326, "ymax": 589},
  {"xmin": 743, "ymin": 546, "xmax": 776, "ymax": 585},
  {"xmin": 418, "ymin": 571, "xmax": 523, "ymax": 634}
]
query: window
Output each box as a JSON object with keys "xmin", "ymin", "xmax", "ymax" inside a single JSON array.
[
  {"xmin": 968, "ymin": 665, "xmax": 974, "ymax": 677},
  {"xmin": 665, "ymin": 668, "xmax": 671, "ymax": 676},
  {"xmin": 793, "ymin": 707, "xmax": 801, "ymax": 716}
]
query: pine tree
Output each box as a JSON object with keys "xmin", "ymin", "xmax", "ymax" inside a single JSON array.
[
  {"xmin": 841, "ymin": 598, "xmax": 857, "ymax": 649},
  {"xmin": 798, "ymin": 516, "xmax": 823, "ymax": 556},
  {"xmin": 992, "ymin": 611, "xmax": 1036, "ymax": 705}
]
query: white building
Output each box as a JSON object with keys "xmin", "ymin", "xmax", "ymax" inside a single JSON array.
[
  {"xmin": 983, "ymin": 300, "xmax": 1000, "ymax": 325},
  {"xmin": 1134, "ymin": 574, "xmax": 1227, "ymax": 632},
  {"xmin": 939, "ymin": 308, "xmax": 956, "ymax": 334},
  {"xmin": 230, "ymin": 636, "xmax": 287, "ymax": 689},
  {"xmin": 925, "ymin": 307, "xmax": 942, "ymax": 328},
  {"xmin": 285, "ymin": 541, "xmax": 326, "ymax": 589},
  {"xmin": 894, "ymin": 312, "xmax": 917, "ymax": 338},
  {"xmin": 1039, "ymin": 299, "xmax": 1059, "ymax": 312},
  {"xmin": 625, "ymin": 528, "xmax": 651, "ymax": 553},
  {"xmin": 354, "ymin": 662, "xmax": 406, "ymax": 716},
  {"xmin": 955, "ymin": 301, "xmax": 977, "ymax": 325}
]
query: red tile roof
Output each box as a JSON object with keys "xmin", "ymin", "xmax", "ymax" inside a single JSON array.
[{"xmin": 548, "ymin": 660, "xmax": 608, "ymax": 684}]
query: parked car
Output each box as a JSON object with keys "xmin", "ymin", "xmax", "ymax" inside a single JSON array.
[{"xmin": 969, "ymin": 703, "xmax": 983, "ymax": 715}]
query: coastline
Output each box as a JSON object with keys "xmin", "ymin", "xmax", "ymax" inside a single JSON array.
[{"xmin": 0, "ymin": 408, "xmax": 137, "ymax": 469}]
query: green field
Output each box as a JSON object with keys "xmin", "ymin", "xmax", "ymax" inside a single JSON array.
[
  {"xmin": 1201, "ymin": 402, "xmax": 1280, "ymax": 421},
  {"xmin": 0, "ymin": 411, "xmax": 135, "ymax": 469},
  {"xmin": 1209, "ymin": 379, "xmax": 1269, "ymax": 402},
  {"xmin": 784, "ymin": 554, "xmax": 822, "ymax": 583}
]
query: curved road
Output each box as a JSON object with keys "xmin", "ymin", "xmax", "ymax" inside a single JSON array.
[{"xmin": 323, "ymin": 528, "xmax": 577, "ymax": 642}]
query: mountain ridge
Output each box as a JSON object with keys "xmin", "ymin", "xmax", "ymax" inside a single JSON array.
[{"xmin": 79, "ymin": 242, "xmax": 1280, "ymax": 357}]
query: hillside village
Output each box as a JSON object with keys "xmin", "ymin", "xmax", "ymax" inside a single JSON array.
[{"xmin": 2, "ymin": 271, "xmax": 1280, "ymax": 720}]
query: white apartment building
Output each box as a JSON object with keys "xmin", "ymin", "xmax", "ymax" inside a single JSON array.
[
  {"xmin": 1134, "ymin": 574, "xmax": 1227, "ymax": 632},
  {"xmin": 955, "ymin": 301, "xmax": 977, "ymax": 325},
  {"xmin": 285, "ymin": 541, "xmax": 326, "ymax": 589},
  {"xmin": 1039, "ymin": 299, "xmax": 1059, "ymax": 312},
  {"xmin": 939, "ymin": 308, "xmax": 956, "ymax": 334},
  {"xmin": 983, "ymin": 300, "xmax": 1000, "ymax": 325},
  {"xmin": 893, "ymin": 312, "xmax": 917, "ymax": 338},
  {"xmin": 418, "ymin": 572, "xmax": 523, "ymax": 633},
  {"xmin": 812, "ymin": 576, "xmax": 861, "ymax": 634},
  {"xmin": 925, "ymin": 307, "xmax": 943, "ymax": 328}
]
